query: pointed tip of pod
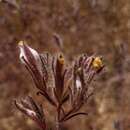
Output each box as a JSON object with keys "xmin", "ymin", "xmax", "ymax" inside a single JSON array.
[
  {"xmin": 18, "ymin": 40, "xmax": 24, "ymax": 46},
  {"xmin": 18, "ymin": 40, "xmax": 27, "ymax": 46},
  {"xmin": 58, "ymin": 54, "xmax": 65, "ymax": 65}
]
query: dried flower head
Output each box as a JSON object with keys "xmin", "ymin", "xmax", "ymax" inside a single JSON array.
[{"xmin": 15, "ymin": 41, "xmax": 104, "ymax": 130}]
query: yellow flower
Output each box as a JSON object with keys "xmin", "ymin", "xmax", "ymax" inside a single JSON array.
[{"xmin": 92, "ymin": 57, "xmax": 103, "ymax": 69}]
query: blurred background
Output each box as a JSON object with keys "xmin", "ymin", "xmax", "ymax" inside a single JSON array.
[{"xmin": 0, "ymin": 0, "xmax": 129, "ymax": 130}]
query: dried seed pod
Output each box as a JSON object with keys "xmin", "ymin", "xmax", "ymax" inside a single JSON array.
[{"xmin": 14, "ymin": 96, "xmax": 46, "ymax": 130}]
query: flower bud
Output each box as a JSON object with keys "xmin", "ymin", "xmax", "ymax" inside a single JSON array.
[{"xmin": 18, "ymin": 41, "xmax": 43, "ymax": 76}]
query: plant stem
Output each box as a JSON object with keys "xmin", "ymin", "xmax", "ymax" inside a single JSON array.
[
  {"xmin": 56, "ymin": 105, "xmax": 61, "ymax": 130},
  {"xmin": 56, "ymin": 121, "xmax": 60, "ymax": 130}
]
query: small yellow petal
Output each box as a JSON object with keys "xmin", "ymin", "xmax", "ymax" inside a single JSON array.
[{"xmin": 92, "ymin": 57, "xmax": 103, "ymax": 69}]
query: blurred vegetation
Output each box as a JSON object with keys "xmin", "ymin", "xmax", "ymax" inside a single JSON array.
[{"xmin": 0, "ymin": 0, "xmax": 129, "ymax": 130}]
